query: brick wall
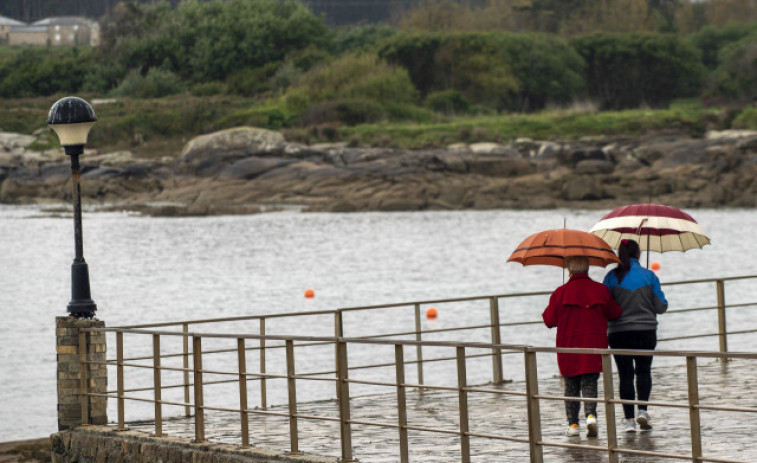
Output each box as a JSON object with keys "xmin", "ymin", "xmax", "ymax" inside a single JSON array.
[
  {"xmin": 51, "ymin": 426, "xmax": 337, "ymax": 463},
  {"xmin": 55, "ymin": 316, "xmax": 107, "ymax": 430}
]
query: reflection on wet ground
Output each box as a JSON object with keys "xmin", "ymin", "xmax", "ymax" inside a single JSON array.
[{"xmin": 129, "ymin": 359, "xmax": 757, "ymax": 462}]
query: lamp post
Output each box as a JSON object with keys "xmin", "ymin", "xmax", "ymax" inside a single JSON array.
[{"xmin": 48, "ymin": 96, "xmax": 98, "ymax": 318}]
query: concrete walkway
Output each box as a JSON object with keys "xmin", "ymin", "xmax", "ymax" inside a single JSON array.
[{"xmin": 129, "ymin": 359, "xmax": 757, "ymax": 463}]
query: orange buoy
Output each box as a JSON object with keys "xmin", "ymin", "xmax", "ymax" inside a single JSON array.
[
  {"xmin": 426, "ymin": 307, "xmax": 438, "ymax": 319},
  {"xmin": 650, "ymin": 261, "xmax": 661, "ymax": 272},
  {"xmin": 304, "ymin": 288, "xmax": 315, "ymax": 298}
]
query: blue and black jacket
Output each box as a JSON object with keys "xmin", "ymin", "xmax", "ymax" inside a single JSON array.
[{"xmin": 603, "ymin": 258, "xmax": 668, "ymax": 334}]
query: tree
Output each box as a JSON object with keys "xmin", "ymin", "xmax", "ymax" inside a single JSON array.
[{"xmin": 573, "ymin": 32, "xmax": 705, "ymax": 109}]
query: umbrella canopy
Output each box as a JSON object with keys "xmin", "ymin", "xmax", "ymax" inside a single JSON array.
[
  {"xmin": 589, "ymin": 204, "xmax": 710, "ymax": 253},
  {"xmin": 507, "ymin": 228, "xmax": 620, "ymax": 268}
]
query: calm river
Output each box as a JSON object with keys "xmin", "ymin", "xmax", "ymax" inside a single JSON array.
[{"xmin": 1, "ymin": 205, "xmax": 756, "ymax": 442}]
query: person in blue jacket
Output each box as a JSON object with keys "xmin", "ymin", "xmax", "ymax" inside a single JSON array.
[{"xmin": 603, "ymin": 238, "xmax": 668, "ymax": 433}]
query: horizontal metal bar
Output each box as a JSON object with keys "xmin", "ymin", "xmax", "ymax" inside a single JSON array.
[
  {"xmin": 347, "ymin": 419, "xmax": 398, "ymax": 429},
  {"xmin": 660, "ymin": 332, "xmax": 720, "ymax": 342},
  {"xmin": 666, "ymin": 305, "xmax": 719, "ymax": 314},
  {"xmin": 537, "ymin": 440, "xmax": 609, "ymax": 452},
  {"xmin": 102, "ymin": 275, "xmax": 757, "ymax": 331},
  {"xmin": 404, "ymin": 424, "xmax": 460, "ymax": 435},
  {"xmin": 697, "ymin": 404, "xmax": 757, "ymax": 414},
  {"xmin": 277, "ymin": 413, "xmax": 337, "ymax": 423},
  {"xmin": 466, "ymin": 431, "xmax": 530, "ymax": 444},
  {"xmin": 89, "ymin": 327, "xmax": 757, "ymax": 360},
  {"xmin": 116, "ymin": 309, "xmax": 339, "ymax": 329},
  {"xmin": 464, "ymin": 386, "xmax": 526, "ymax": 397}
]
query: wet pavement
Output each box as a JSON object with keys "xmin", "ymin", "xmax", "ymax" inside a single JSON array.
[{"xmin": 129, "ymin": 359, "xmax": 757, "ymax": 462}]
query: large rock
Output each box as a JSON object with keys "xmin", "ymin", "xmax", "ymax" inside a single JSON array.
[
  {"xmin": 218, "ymin": 157, "xmax": 294, "ymax": 180},
  {"xmin": 178, "ymin": 127, "xmax": 285, "ymax": 176}
]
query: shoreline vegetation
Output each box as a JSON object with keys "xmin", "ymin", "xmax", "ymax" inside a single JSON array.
[
  {"xmin": 0, "ymin": 95, "xmax": 728, "ymax": 159},
  {"xmin": 5, "ymin": 1, "xmax": 757, "ymax": 213}
]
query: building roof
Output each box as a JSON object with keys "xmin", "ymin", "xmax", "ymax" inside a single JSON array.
[
  {"xmin": 0, "ymin": 15, "xmax": 25, "ymax": 26},
  {"xmin": 33, "ymin": 16, "xmax": 94, "ymax": 26}
]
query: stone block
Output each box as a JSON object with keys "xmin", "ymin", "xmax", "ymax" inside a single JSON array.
[
  {"xmin": 57, "ymin": 345, "xmax": 78, "ymax": 355},
  {"xmin": 58, "ymin": 393, "xmax": 79, "ymax": 406},
  {"xmin": 58, "ymin": 371, "xmax": 80, "ymax": 381}
]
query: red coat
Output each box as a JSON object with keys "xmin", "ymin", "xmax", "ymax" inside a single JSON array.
[{"xmin": 542, "ymin": 273, "xmax": 622, "ymax": 377}]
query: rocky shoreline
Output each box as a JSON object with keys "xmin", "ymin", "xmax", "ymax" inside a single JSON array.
[{"xmin": 1, "ymin": 126, "xmax": 756, "ymax": 216}]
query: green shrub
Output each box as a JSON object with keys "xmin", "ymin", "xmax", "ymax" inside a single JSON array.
[
  {"xmin": 81, "ymin": 62, "xmax": 126, "ymax": 94},
  {"xmin": 707, "ymin": 37, "xmax": 757, "ymax": 102},
  {"xmin": 688, "ymin": 22, "xmax": 757, "ymax": 70},
  {"xmin": 425, "ymin": 90, "xmax": 470, "ymax": 114},
  {"xmin": 226, "ymin": 64, "xmax": 278, "ymax": 96},
  {"xmin": 102, "ymin": 0, "xmax": 332, "ymax": 84},
  {"xmin": 293, "ymin": 52, "xmax": 417, "ymax": 105},
  {"xmin": 572, "ymin": 32, "xmax": 705, "ymax": 110},
  {"xmin": 191, "ymin": 81, "xmax": 227, "ymax": 96},
  {"xmin": 378, "ymin": 31, "xmax": 585, "ymax": 112},
  {"xmin": 300, "ymin": 98, "xmax": 386, "ymax": 126},
  {"xmin": 111, "ymin": 68, "xmax": 186, "ymax": 98},
  {"xmin": 220, "ymin": 105, "xmax": 296, "ymax": 130},
  {"xmin": 383, "ymin": 102, "xmax": 435, "ymax": 122},
  {"xmin": 0, "ymin": 46, "xmax": 95, "ymax": 97},
  {"xmin": 332, "ymin": 24, "xmax": 398, "ymax": 54},
  {"xmin": 731, "ymin": 106, "xmax": 757, "ymax": 129}
]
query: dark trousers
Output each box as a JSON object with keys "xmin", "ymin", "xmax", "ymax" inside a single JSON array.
[
  {"xmin": 564, "ymin": 373, "xmax": 599, "ymax": 425},
  {"xmin": 608, "ymin": 330, "xmax": 657, "ymax": 420}
]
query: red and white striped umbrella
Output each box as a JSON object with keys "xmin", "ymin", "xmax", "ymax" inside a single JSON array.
[{"xmin": 589, "ymin": 204, "xmax": 710, "ymax": 253}]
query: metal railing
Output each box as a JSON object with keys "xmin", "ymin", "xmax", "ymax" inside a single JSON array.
[{"xmin": 75, "ymin": 275, "xmax": 757, "ymax": 462}]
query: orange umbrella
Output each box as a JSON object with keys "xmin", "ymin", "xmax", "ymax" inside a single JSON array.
[{"xmin": 508, "ymin": 228, "xmax": 620, "ymax": 268}]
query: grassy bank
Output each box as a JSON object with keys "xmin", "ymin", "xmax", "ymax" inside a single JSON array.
[
  {"xmin": 337, "ymin": 105, "xmax": 722, "ymax": 148},
  {"xmin": 0, "ymin": 96, "xmax": 733, "ymax": 158}
]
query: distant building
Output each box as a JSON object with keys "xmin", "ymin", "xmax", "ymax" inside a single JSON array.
[
  {"xmin": 0, "ymin": 14, "xmax": 24, "ymax": 44},
  {"xmin": 4, "ymin": 16, "xmax": 99, "ymax": 46}
]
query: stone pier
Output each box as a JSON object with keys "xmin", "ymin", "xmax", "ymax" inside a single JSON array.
[{"xmin": 55, "ymin": 316, "xmax": 107, "ymax": 430}]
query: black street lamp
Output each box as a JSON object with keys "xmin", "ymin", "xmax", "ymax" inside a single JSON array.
[{"xmin": 47, "ymin": 96, "xmax": 98, "ymax": 318}]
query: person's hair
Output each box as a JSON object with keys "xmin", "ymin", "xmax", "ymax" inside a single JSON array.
[
  {"xmin": 566, "ymin": 256, "xmax": 589, "ymax": 275},
  {"xmin": 614, "ymin": 239, "xmax": 641, "ymax": 283}
]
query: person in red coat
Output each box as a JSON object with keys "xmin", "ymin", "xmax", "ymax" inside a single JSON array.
[{"xmin": 542, "ymin": 256, "xmax": 622, "ymax": 437}]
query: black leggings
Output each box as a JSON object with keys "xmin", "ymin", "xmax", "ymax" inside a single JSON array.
[
  {"xmin": 564, "ymin": 373, "xmax": 599, "ymax": 425},
  {"xmin": 608, "ymin": 330, "xmax": 657, "ymax": 420}
]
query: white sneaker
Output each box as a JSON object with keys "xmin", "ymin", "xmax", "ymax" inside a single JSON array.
[
  {"xmin": 623, "ymin": 418, "xmax": 636, "ymax": 433},
  {"xmin": 566, "ymin": 424, "xmax": 580, "ymax": 437},
  {"xmin": 586, "ymin": 415, "xmax": 598, "ymax": 437},
  {"xmin": 637, "ymin": 410, "xmax": 652, "ymax": 430}
]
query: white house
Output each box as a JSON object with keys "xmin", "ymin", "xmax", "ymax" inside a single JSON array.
[{"xmin": 5, "ymin": 16, "xmax": 100, "ymax": 46}]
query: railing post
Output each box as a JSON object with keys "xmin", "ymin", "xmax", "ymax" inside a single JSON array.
[
  {"xmin": 286, "ymin": 339, "xmax": 300, "ymax": 455},
  {"xmin": 457, "ymin": 346, "xmax": 471, "ymax": 463},
  {"xmin": 336, "ymin": 339, "xmax": 355, "ymax": 461},
  {"xmin": 238, "ymin": 338, "xmax": 250, "ymax": 448},
  {"xmin": 602, "ymin": 353, "xmax": 618, "ymax": 463},
  {"xmin": 489, "ymin": 297, "xmax": 504, "ymax": 384},
  {"xmin": 78, "ymin": 330, "xmax": 89, "ymax": 425},
  {"xmin": 192, "ymin": 335, "xmax": 205, "ymax": 443},
  {"xmin": 335, "ymin": 310, "xmax": 344, "ymax": 397},
  {"xmin": 152, "ymin": 333, "xmax": 162, "ymax": 437},
  {"xmin": 116, "ymin": 331, "xmax": 125, "ymax": 431},
  {"xmin": 182, "ymin": 323, "xmax": 191, "ymax": 417},
  {"xmin": 395, "ymin": 344, "xmax": 409, "ymax": 463},
  {"xmin": 716, "ymin": 280, "xmax": 728, "ymax": 356},
  {"xmin": 259, "ymin": 317, "xmax": 267, "ymax": 409},
  {"xmin": 524, "ymin": 349, "xmax": 543, "ymax": 463},
  {"xmin": 686, "ymin": 356, "xmax": 702, "ymax": 462},
  {"xmin": 414, "ymin": 304, "xmax": 424, "ymax": 388}
]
